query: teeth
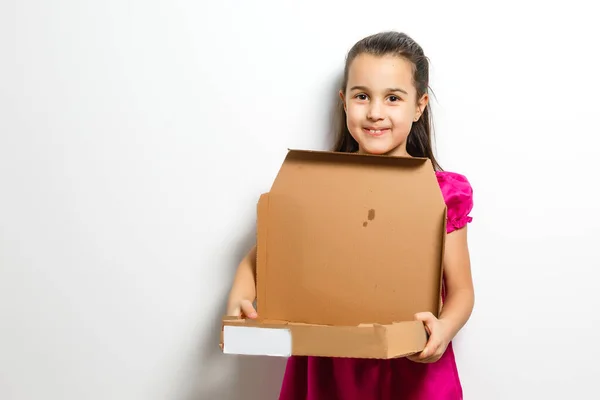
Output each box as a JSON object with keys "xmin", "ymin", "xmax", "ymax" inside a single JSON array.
[{"xmin": 369, "ymin": 129, "xmax": 382, "ymax": 133}]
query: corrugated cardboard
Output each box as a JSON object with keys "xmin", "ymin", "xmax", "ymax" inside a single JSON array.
[{"xmin": 221, "ymin": 149, "xmax": 447, "ymax": 359}]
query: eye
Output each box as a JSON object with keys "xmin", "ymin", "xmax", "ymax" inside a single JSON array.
[
  {"xmin": 388, "ymin": 95, "xmax": 400, "ymax": 102},
  {"xmin": 355, "ymin": 93, "xmax": 368, "ymax": 101}
]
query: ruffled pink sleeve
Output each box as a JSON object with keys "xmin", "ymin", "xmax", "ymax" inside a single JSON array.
[{"xmin": 436, "ymin": 171, "xmax": 474, "ymax": 234}]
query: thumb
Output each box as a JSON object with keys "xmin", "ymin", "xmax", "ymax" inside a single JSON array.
[
  {"xmin": 414, "ymin": 312, "xmax": 435, "ymax": 335},
  {"xmin": 240, "ymin": 300, "xmax": 258, "ymax": 319},
  {"xmin": 414, "ymin": 312, "xmax": 439, "ymax": 358}
]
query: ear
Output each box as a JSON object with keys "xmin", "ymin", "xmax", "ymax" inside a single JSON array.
[
  {"xmin": 339, "ymin": 90, "xmax": 347, "ymax": 112},
  {"xmin": 414, "ymin": 93, "xmax": 429, "ymax": 122}
]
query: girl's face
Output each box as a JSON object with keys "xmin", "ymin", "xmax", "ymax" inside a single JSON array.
[{"xmin": 340, "ymin": 53, "xmax": 428, "ymax": 156}]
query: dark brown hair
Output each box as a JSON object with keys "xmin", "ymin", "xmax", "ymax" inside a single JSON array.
[{"xmin": 333, "ymin": 31, "xmax": 442, "ymax": 171}]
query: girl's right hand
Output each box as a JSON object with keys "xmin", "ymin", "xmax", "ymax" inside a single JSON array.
[{"xmin": 227, "ymin": 299, "xmax": 258, "ymax": 319}]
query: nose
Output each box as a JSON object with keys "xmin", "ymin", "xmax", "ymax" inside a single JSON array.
[{"xmin": 367, "ymin": 100, "xmax": 383, "ymax": 120}]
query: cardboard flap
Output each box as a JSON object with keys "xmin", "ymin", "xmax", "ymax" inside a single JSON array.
[{"xmin": 257, "ymin": 150, "xmax": 447, "ymax": 326}]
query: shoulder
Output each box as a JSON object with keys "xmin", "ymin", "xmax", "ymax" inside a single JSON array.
[
  {"xmin": 435, "ymin": 171, "xmax": 473, "ymax": 200},
  {"xmin": 435, "ymin": 171, "xmax": 474, "ymax": 233}
]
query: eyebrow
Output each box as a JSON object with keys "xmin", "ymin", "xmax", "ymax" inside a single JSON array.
[{"xmin": 349, "ymin": 86, "xmax": 408, "ymax": 95}]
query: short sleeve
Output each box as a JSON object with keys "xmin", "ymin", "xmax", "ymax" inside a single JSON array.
[{"xmin": 436, "ymin": 171, "xmax": 474, "ymax": 234}]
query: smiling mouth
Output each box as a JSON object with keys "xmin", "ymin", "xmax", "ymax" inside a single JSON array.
[{"xmin": 363, "ymin": 128, "xmax": 390, "ymax": 136}]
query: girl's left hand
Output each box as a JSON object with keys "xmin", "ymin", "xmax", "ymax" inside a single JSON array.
[{"xmin": 407, "ymin": 312, "xmax": 451, "ymax": 363}]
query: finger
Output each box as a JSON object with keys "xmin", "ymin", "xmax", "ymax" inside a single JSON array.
[
  {"xmin": 418, "ymin": 351, "xmax": 442, "ymax": 363},
  {"xmin": 408, "ymin": 348, "xmax": 437, "ymax": 364},
  {"xmin": 420, "ymin": 335, "xmax": 443, "ymax": 359},
  {"xmin": 226, "ymin": 305, "xmax": 241, "ymax": 317},
  {"xmin": 407, "ymin": 352, "xmax": 433, "ymax": 364},
  {"xmin": 406, "ymin": 338, "xmax": 438, "ymax": 363},
  {"xmin": 422, "ymin": 339, "xmax": 447, "ymax": 362},
  {"xmin": 240, "ymin": 300, "xmax": 258, "ymax": 318}
]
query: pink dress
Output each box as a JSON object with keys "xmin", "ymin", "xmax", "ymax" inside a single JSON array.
[{"xmin": 278, "ymin": 171, "xmax": 474, "ymax": 400}]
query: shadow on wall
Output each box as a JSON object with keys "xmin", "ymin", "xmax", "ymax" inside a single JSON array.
[
  {"xmin": 326, "ymin": 72, "xmax": 344, "ymax": 151},
  {"xmin": 184, "ymin": 223, "xmax": 287, "ymax": 400},
  {"xmin": 185, "ymin": 72, "xmax": 345, "ymax": 400}
]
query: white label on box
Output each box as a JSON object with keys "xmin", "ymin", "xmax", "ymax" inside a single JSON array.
[{"xmin": 223, "ymin": 326, "xmax": 292, "ymax": 357}]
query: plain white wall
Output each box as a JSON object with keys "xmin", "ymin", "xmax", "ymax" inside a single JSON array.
[{"xmin": 1, "ymin": 1, "xmax": 599, "ymax": 399}]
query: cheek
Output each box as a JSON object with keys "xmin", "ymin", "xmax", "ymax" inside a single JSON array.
[
  {"xmin": 346, "ymin": 105, "xmax": 363, "ymax": 125},
  {"xmin": 390, "ymin": 108, "xmax": 414, "ymax": 127}
]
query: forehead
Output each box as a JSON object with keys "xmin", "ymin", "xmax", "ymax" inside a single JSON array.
[{"xmin": 347, "ymin": 53, "xmax": 414, "ymax": 92}]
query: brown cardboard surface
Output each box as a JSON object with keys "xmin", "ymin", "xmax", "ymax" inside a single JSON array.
[
  {"xmin": 221, "ymin": 317, "xmax": 428, "ymax": 359},
  {"xmin": 222, "ymin": 149, "xmax": 447, "ymax": 359}
]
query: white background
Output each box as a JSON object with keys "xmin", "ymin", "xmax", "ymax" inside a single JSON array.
[{"xmin": 1, "ymin": 1, "xmax": 599, "ymax": 399}]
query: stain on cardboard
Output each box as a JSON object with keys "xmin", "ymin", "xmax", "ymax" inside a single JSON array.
[
  {"xmin": 368, "ymin": 209, "xmax": 375, "ymax": 221},
  {"xmin": 363, "ymin": 209, "xmax": 376, "ymax": 227}
]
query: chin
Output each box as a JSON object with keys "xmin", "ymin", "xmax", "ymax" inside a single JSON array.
[
  {"xmin": 364, "ymin": 148, "xmax": 390, "ymax": 155},
  {"xmin": 358, "ymin": 141, "xmax": 397, "ymax": 156}
]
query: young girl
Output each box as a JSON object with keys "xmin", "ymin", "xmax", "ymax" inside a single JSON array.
[{"xmin": 227, "ymin": 31, "xmax": 475, "ymax": 400}]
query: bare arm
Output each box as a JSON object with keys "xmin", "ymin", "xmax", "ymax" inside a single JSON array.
[
  {"xmin": 226, "ymin": 245, "xmax": 258, "ymax": 318},
  {"xmin": 409, "ymin": 226, "xmax": 474, "ymax": 362},
  {"xmin": 439, "ymin": 226, "xmax": 475, "ymax": 339}
]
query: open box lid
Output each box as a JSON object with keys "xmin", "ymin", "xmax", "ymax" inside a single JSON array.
[{"xmin": 256, "ymin": 150, "xmax": 447, "ymax": 327}]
